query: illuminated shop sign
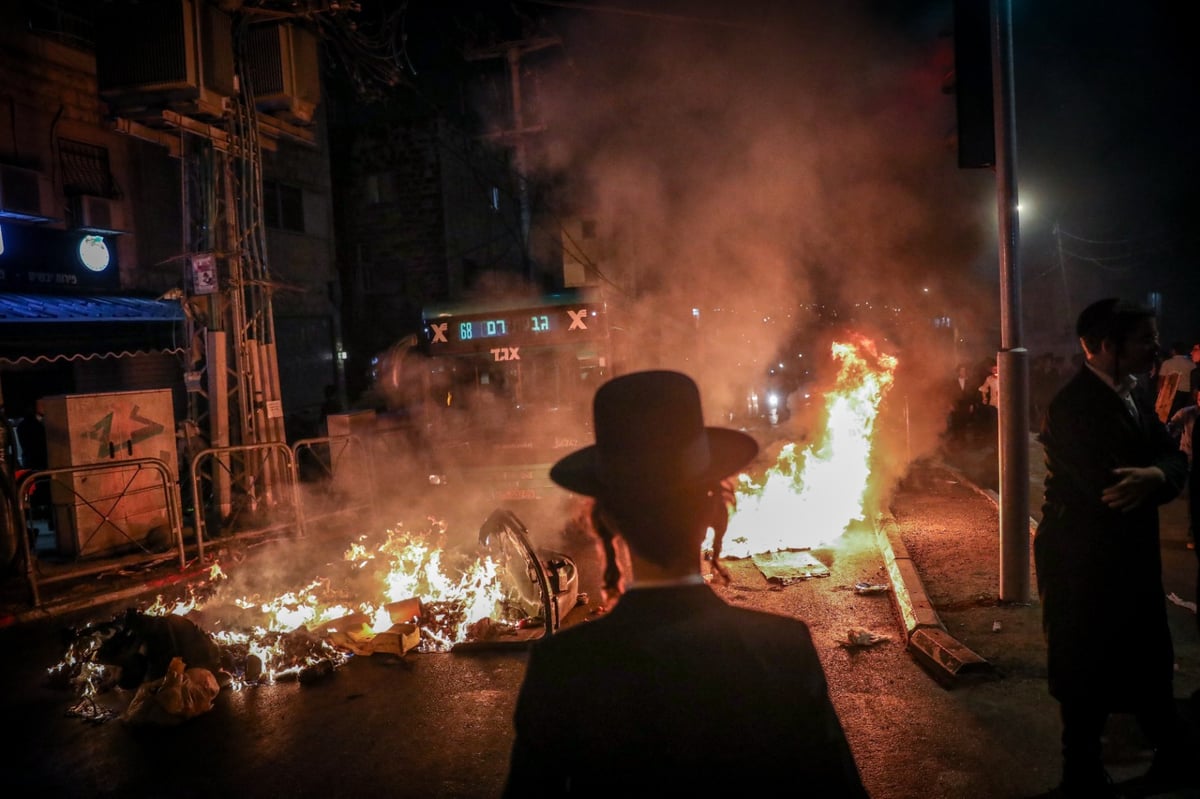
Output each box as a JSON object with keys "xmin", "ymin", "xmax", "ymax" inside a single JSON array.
[{"xmin": 0, "ymin": 223, "xmax": 119, "ymax": 291}]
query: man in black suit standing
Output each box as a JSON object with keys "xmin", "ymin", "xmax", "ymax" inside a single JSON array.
[
  {"xmin": 945, "ymin": 362, "xmax": 977, "ymax": 449},
  {"xmin": 1035, "ymin": 299, "xmax": 1193, "ymax": 796},
  {"xmin": 503, "ymin": 370, "xmax": 867, "ymax": 797}
]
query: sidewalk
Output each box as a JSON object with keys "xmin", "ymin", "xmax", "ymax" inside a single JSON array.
[{"xmin": 880, "ymin": 433, "xmax": 1200, "ymax": 797}]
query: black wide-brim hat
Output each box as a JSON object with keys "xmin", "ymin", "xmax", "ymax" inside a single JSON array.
[{"xmin": 550, "ymin": 370, "xmax": 759, "ymax": 498}]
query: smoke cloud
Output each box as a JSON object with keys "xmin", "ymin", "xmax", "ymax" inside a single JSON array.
[{"xmin": 522, "ymin": 0, "xmax": 995, "ymax": 478}]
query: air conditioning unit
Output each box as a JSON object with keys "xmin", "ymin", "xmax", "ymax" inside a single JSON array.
[
  {"xmin": 95, "ymin": 0, "xmax": 235, "ymax": 120},
  {"xmin": 0, "ymin": 164, "xmax": 55, "ymax": 223},
  {"xmin": 69, "ymin": 195, "xmax": 129, "ymax": 235},
  {"xmin": 243, "ymin": 23, "xmax": 321, "ymax": 125}
]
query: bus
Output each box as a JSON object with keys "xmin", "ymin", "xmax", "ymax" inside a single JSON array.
[{"xmin": 375, "ymin": 288, "xmax": 614, "ymax": 503}]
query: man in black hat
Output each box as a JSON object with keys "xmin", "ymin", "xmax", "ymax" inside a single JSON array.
[
  {"xmin": 1034, "ymin": 298, "xmax": 1194, "ymax": 796},
  {"xmin": 502, "ymin": 370, "xmax": 866, "ymax": 797}
]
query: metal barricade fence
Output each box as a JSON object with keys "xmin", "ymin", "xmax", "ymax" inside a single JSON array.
[
  {"xmin": 14, "ymin": 458, "xmax": 185, "ymax": 608},
  {"xmin": 290, "ymin": 433, "xmax": 377, "ymax": 529},
  {"xmin": 189, "ymin": 442, "xmax": 301, "ymax": 560}
]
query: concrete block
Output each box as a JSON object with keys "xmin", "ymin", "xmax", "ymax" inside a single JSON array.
[{"xmin": 908, "ymin": 627, "xmax": 993, "ymax": 688}]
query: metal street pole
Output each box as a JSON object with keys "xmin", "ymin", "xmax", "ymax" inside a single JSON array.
[{"xmin": 992, "ymin": 0, "xmax": 1030, "ymax": 602}]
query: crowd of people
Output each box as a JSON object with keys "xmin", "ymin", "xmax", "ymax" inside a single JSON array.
[
  {"xmin": 942, "ymin": 340, "xmax": 1200, "ymax": 459},
  {"xmin": 933, "ymin": 303, "xmax": 1199, "ymax": 796},
  {"xmin": 503, "ymin": 304, "xmax": 1196, "ymax": 797}
]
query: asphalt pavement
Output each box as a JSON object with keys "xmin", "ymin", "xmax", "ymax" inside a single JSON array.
[{"xmin": 2, "ymin": 432, "xmax": 1198, "ymax": 798}]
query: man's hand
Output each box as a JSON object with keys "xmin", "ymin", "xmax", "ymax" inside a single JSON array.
[{"xmin": 1101, "ymin": 466, "xmax": 1166, "ymax": 511}]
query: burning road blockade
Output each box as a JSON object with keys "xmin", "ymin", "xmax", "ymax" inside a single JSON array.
[
  {"xmin": 46, "ymin": 337, "xmax": 894, "ymax": 726},
  {"xmin": 48, "ymin": 512, "xmax": 580, "ymax": 723}
]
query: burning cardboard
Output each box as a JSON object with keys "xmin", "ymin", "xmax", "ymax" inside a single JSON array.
[
  {"xmin": 49, "ymin": 511, "xmax": 574, "ymax": 720},
  {"xmin": 750, "ymin": 549, "xmax": 830, "ymax": 584}
]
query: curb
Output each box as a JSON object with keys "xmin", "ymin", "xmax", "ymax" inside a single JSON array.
[
  {"xmin": 875, "ymin": 509, "xmax": 993, "ymax": 688},
  {"xmin": 935, "ymin": 460, "xmax": 1041, "ymax": 538},
  {"xmin": 0, "ymin": 562, "xmax": 212, "ymax": 630}
]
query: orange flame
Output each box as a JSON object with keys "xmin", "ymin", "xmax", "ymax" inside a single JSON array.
[
  {"xmin": 56, "ymin": 336, "xmax": 894, "ymax": 699},
  {"xmin": 143, "ymin": 521, "xmax": 530, "ymax": 683},
  {"xmin": 717, "ymin": 336, "xmax": 896, "ymax": 557}
]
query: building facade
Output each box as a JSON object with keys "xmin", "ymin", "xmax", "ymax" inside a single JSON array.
[{"xmin": 0, "ymin": 0, "xmax": 341, "ymax": 448}]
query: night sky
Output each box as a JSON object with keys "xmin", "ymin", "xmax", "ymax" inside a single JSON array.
[
  {"xmin": 1008, "ymin": 1, "xmax": 1197, "ymax": 346},
  {"xmin": 358, "ymin": 0, "xmax": 1197, "ymax": 356}
]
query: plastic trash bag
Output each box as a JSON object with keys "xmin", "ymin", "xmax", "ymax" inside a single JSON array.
[{"xmin": 122, "ymin": 656, "xmax": 220, "ymax": 726}]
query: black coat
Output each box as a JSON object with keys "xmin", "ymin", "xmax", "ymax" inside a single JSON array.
[
  {"xmin": 1034, "ymin": 367, "xmax": 1188, "ymax": 706},
  {"xmin": 503, "ymin": 584, "xmax": 867, "ymax": 797},
  {"xmin": 949, "ymin": 376, "xmax": 975, "ymax": 414}
]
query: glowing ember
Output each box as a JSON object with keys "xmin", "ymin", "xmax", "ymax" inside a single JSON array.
[
  {"xmin": 185, "ymin": 521, "xmax": 536, "ymax": 676},
  {"xmin": 51, "ymin": 517, "xmax": 554, "ymax": 708},
  {"xmin": 715, "ymin": 336, "xmax": 896, "ymax": 558}
]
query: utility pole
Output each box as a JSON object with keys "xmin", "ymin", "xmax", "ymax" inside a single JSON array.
[
  {"xmin": 170, "ymin": 73, "xmax": 288, "ymax": 528},
  {"xmin": 467, "ymin": 35, "xmax": 561, "ymax": 283},
  {"xmin": 992, "ymin": 0, "xmax": 1030, "ymax": 603}
]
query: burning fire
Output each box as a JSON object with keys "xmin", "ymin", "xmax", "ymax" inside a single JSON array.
[
  {"xmin": 716, "ymin": 336, "xmax": 897, "ymax": 557},
  {"xmin": 52, "ymin": 336, "xmax": 893, "ymax": 715},
  {"xmin": 185, "ymin": 521, "xmax": 534, "ymax": 668},
  {"xmin": 53, "ymin": 518, "xmax": 549, "ymax": 709}
]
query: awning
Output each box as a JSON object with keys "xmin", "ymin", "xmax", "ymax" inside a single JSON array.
[{"xmin": 0, "ymin": 292, "xmax": 187, "ymax": 366}]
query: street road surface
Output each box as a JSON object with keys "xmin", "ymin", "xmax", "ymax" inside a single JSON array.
[{"xmin": 2, "ymin": 484, "xmax": 1196, "ymax": 798}]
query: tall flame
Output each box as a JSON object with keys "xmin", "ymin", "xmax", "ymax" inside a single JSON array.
[{"xmin": 718, "ymin": 336, "xmax": 896, "ymax": 557}]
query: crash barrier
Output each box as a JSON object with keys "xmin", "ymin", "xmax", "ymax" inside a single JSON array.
[
  {"xmin": 189, "ymin": 442, "xmax": 301, "ymax": 560},
  {"xmin": 290, "ymin": 434, "xmax": 378, "ymax": 529},
  {"xmin": 14, "ymin": 458, "xmax": 185, "ymax": 608}
]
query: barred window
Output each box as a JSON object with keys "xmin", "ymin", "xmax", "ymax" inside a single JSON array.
[{"xmin": 59, "ymin": 139, "xmax": 114, "ymax": 198}]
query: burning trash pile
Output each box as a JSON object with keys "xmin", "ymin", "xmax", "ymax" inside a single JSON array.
[
  {"xmin": 715, "ymin": 336, "xmax": 897, "ymax": 562},
  {"xmin": 48, "ymin": 512, "xmax": 577, "ymax": 723}
]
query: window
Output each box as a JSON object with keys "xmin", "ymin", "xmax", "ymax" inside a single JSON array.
[
  {"xmin": 58, "ymin": 139, "xmax": 114, "ymax": 198},
  {"xmin": 263, "ymin": 180, "xmax": 305, "ymax": 233},
  {"xmin": 25, "ymin": 0, "xmax": 96, "ymax": 50},
  {"xmin": 366, "ymin": 172, "xmax": 401, "ymax": 205}
]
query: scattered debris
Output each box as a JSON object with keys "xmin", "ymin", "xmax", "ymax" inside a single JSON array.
[
  {"xmin": 122, "ymin": 656, "xmax": 220, "ymax": 726},
  {"xmin": 750, "ymin": 549, "xmax": 830, "ymax": 584},
  {"xmin": 992, "ymin": 621, "xmax": 1002, "ymax": 632},
  {"xmin": 66, "ymin": 698, "xmax": 119, "ymax": 724},
  {"xmin": 44, "ymin": 512, "xmax": 579, "ymax": 723},
  {"xmin": 840, "ymin": 628, "xmax": 891, "ymax": 648},
  {"xmin": 853, "ymin": 582, "xmax": 890, "ymax": 595}
]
